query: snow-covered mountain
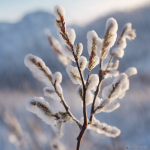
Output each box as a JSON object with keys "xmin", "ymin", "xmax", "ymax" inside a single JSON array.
[{"xmin": 0, "ymin": 6, "xmax": 150, "ymax": 89}]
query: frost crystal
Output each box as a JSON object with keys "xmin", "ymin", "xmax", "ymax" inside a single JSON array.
[
  {"xmin": 24, "ymin": 54, "xmax": 53, "ymax": 85},
  {"xmin": 111, "ymin": 48, "xmax": 124, "ymax": 58},
  {"xmin": 66, "ymin": 28, "xmax": 76, "ymax": 45},
  {"xmin": 75, "ymin": 43, "xmax": 83, "ymax": 57},
  {"xmin": 43, "ymin": 85, "xmax": 62, "ymax": 101},
  {"xmin": 88, "ymin": 117, "xmax": 121, "ymax": 138},
  {"xmin": 125, "ymin": 67, "xmax": 137, "ymax": 77},
  {"xmin": 53, "ymin": 72, "xmax": 62, "ymax": 84},
  {"xmin": 66, "ymin": 65, "xmax": 82, "ymax": 84},
  {"xmin": 78, "ymin": 56, "xmax": 87, "ymax": 71},
  {"xmin": 102, "ymin": 73, "xmax": 129, "ymax": 101},
  {"xmin": 54, "ymin": 5, "xmax": 66, "ymax": 20},
  {"xmin": 87, "ymin": 74, "xmax": 99, "ymax": 91},
  {"xmin": 106, "ymin": 18, "xmax": 118, "ymax": 34},
  {"xmin": 26, "ymin": 97, "xmax": 56, "ymax": 126}
]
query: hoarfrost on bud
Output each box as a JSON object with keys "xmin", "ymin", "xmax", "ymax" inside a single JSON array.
[
  {"xmin": 43, "ymin": 85, "xmax": 62, "ymax": 101},
  {"xmin": 107, "ymin": 33, "xmax": 117, "ymax": 48},
  {"xmin": 102, "ymin": 101, "xmax": 120, "ymax": 113},
  {"xmin": 104, "ymin": 69, "xmax": 119, "ymax": 79},
  {"xmin": 75, "ymin": 43, "xmax": 83, "ymax": 57},
  {"xmin": 62, "ymin": 45, "xmax": 75, "ymax": 61},
  {"xmin": 78, "ymin": 56, "xmax": 87, "ymax": 71},
  {"xmin": 53, "ymin": 72, "xmax": 62, "ymax": 84},
  {"xmin": 88, "ymin": 55, "xmax": 99, "ymax": 71},
  {"xmin": 111, "ymin": 48, "xmax": 124, "ymax": 58},
  {"xmin": 95, "ymin": 99, "xmax": 111, "ymax": 114},
  {"xmin": 123, "ymin": 23, "xmax": 136, "ymax": 40},
  {"xmin": 66, "ymin": 65, "xmax": 82, "ymax": 85},
  {"xmin": 88, "ymin": 117, "xmax": 121, "ymax": 138},
  {"xmin": 26, "ymin": 97, "xmax": 56, "ymax": 126},
  {"xmin": 66, "ymin": 28, "xmax": 76, "ymax": 45},
  {"xmin": 24, "ymin": 54, "xmax": 53, "ymax": 85},
  {"xmin": 54, "ymin": 5, "xmax": 66, "ymax": 20},
  {"xmin": 87, "ymin": 74, "xmax": 99, "ymax": 91},
  {"xmin": 106, "ymin": 18, "xmax": 118, "ymax": 34},
  {"xmin": 125, "ymin": 67, "xmax": 137, "ymax": 77},
  {"xmin": 112, "ymin": 60, "xmax": 119, "ymax": 70},
  {"xmin": 97, "ymin": 38, "xmax": 103, "ymax": 57},
  {"xmin": 102, "ymin": 73, "xmax": 129, "ymax": 101}
]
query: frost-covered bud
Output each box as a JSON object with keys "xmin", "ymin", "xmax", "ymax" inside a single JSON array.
[
  {"xmin": 53, "ymin": 72, "xmax": 62, "ymax": 84},
  {"xmin": 97, "ymin": 38, "xmax": 103, "ymax": 57},
  {"xmin": 106, "ymin": 18, "xmax": 118, "ymax": 34},
  {"xmin": 88, "ymin": 117, "xmax": 121, "ymax": 138},
  {"xmin": 112, "ymin": 60, "xmax": 119, "ymax": 70},
  {"xmin": 76, "ymin": 86, "xmax": 94, "ymax": 106},
  {"xmin": 75, "ymin": 43, "xmax": 83, "ymax": 57},
  {"xmin": 26, "ymin": 97, "xmax": 56, "ymax": 126},
  {"xmin": 43, "ymin": 85, "xmax": 62, "ymax": 101},
  {"xmin": 78, "ymin": 56, "xmax": 87, "ymax": 71},
  {"xmin": 58, "ymin": 55, "xmax": 72, "ymax": 66},
  {"xmin": 66, "ymin": 28, "xmax": 76, "ymax": 45},
  {"xmin": 87, "ymin": 30, "xmax": 98, "ymax": 50},
  {"xmin": 66, "ymin": 65, "xmax": 82, "ymax": 84},
  {"xmin": 107, "ymin": 33, "xmax": 117, "ymax": 48},
  {"xmin": 62, "ymin": 45, "xmax": 75, "ymax": 61},
  {"xmin": 86, "ymin": 74, "xmax": 99, "ymax": 91},
  {"xmin": 102, "ymin": 73, "xmax": 128, "ymax": 100},
  {"xmin": 104, "ymin": 69, "xmax": 119, "ymax": 79},
  {"xmin": 95, "ymin": 99, "xmax": 111, "ymax": 114},
  {"xmin": 125, "ymin": 67, "xmax": 137, "ymax": 77},
  {"xmin": 88, "ymin": 55, "xmax": 99, "ymax": 71},
  {"xmin": 111, "ymin": 48, "xmax": 124, "ymax": 58},
  {"xmin": 58, "ymin": 112, "xmax": 72, "ymax": 122},
  {"xmin": 123, "ymin": 23, "xmax": 136, "ymax": 40},
  {"xmin": 24, "ymin": 54, "xmax": 53, "ymax": 85},
  {"xmin": 102, "ymin": 101, "xmax": 120, "ymax": 113},
  {"xmin": 54, "ymin": 5, "xmax": 66, "ymax": 20}
]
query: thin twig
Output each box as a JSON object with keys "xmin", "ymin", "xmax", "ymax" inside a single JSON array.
[
  {"xmin": 89, "ymin": 59, "xmax": 104, "ymax": 123},
  {"xmin": 53, "ymin": 81, "xmax": 82, "ymax": 129}
]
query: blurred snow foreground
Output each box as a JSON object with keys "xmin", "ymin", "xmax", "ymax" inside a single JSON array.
[{"xmin": 24, "ymin": 5, "xmax": 137, "ymax": 150}]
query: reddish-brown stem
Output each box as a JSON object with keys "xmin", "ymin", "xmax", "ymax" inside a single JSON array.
[{"xmin": 89, "ymin": 59, "xmax": 104, "ymax": 123}]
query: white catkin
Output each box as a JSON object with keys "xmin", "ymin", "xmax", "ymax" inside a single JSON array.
[
  {"xmin": 125, "ymin": 67, "xmax": 137, "ymax": 77},
  {"xmin": 54, "ymin": 5, "xmax": 66, "ymax": 20},
  {"xmin": 112, "ymin": 60, "xmax": 119, "ymax": 70},
  {"xmin": 66, "ymin": 28, "xmax": 76, "ymax": 45},
  {"xmin": 53, "ymin": 72, "xmax": 62, "ymax": 84},
  {"xmin": 87, "ymin": 30, "xmax": 99, "ymax": 55},
  {"xmin": 102, "ymin": 73, "xmax": 129, "ymax": 101},
  {"xmin": 117, "ymin": 38, "xmax": 127, "ymax": 50},
  {"xmin": 88, "ymin": 117, "xmax": 121, "ymax": 138},
  {"xmin": 62, "ymin": 45, "xmax": 75, "ymax": 61},
  {"xmin": 58, "ymin": 55, "xmax": 71, "ymax": 66},
  {"xmin": 104, "ymin": 69, "xmax": 119, "ymax": 79},
  {"xmin": 95, "ymin": 99, "xmax": 111, "ymax": 114},
  {"xmin": 75, "ymin": 43, "xmax": 83, "ymax": 57},
  {"xmin": 26, "ymin": 97, "xmax": 56, "ymax": 126},
  {"xmin": 107, "ymin": 33, "xmax": 117, "ymax": 48},
  {"xmin": 66, "ymin": 65, "xmax": 82, "ymax": 85},
  {"xmin": 87, "ymin": 74, "xmax": 99, "ymax": 91},
  {"xmin": 97, "ymin": 38, "xmax": 103, "ymax": 57},
  {"xmin": 87, "ymin": 55, "xmax": 100, "ymax": 70},
  {"xmin": 43, "ymin": 86, "xmax": 62, "ymax": 101},
  {"xmin": 102, "ymin": 101, "xmax": 120, "ymax": 113},
  {"xmin": 111, "ymin": 48, "xmax": 124, "ymax": 58},
  {"xmin": 78, "ymin": 56, "xmax": 87, "ymax": 71},
  {"xmin": 123, "ymin": 23, "xmax": 136, "ymax": 40},
  {"xmin": 76, "ymin": 86, "xmax": 95, "ymax": 106},
  {"xmin": 24, "ymin": 54, "xmax": 53, "ymax": 85},
  {"xmin": 106, "ymin": 18, "xmax": 118, "ymax": 34}
]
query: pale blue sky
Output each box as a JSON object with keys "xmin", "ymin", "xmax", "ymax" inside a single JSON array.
[{"xmin": 0, "ymin": 0, "xmax": 149, "ymax": 26}]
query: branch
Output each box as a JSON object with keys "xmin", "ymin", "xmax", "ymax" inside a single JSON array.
[
  {"xmin": 89, "ymin": 59, "xmax": 104, "ymax": 123},
  {"xmin": 53, "ymin": 81, "xmax": 82, "ymax": 129}
]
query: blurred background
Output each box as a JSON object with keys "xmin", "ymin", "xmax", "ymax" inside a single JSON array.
[{"xmin": 0, "ymin": 0, "xmax": 150, "ymax": 150}]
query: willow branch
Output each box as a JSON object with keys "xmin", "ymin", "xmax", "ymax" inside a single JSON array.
[
  {"xmin": 89, "ymin": 59, "xmax": 104, "ymax": 123},
  {"xmin": 53, "ymin": 81, "xmax": 82, "ymax": 129}
]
